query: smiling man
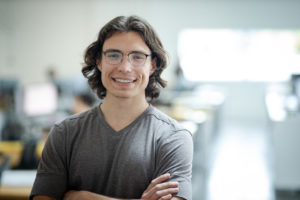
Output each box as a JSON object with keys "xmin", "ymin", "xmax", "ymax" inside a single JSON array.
[{"xmin": 30, "ymin": 16, "xmax": 193, "ymax": 200}]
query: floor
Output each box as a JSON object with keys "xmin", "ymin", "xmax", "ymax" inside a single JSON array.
[{"xmin": 204, "ymin": 119, "xmax": 275, "ymax": 200}]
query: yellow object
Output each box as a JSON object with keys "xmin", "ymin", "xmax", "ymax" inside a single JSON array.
[
  {"xmin": 0, "ymin": 141, "xmax": 23, "ymax": 168},
  {"xmin": 35, "ymin": 141, "xmax": 45, "ymax": 159}
]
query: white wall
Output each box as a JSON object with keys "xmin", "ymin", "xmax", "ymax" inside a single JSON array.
[
  {"xmin": 0, "ymin": 0, "xmax": 10, "ymax": 76},
  {"xmin": 1, "ymin": 0, "xmax": 300, "ymax": 120},
  {"xmin": 2, "ymin": 0, "xmax": 300, "ymax": 83}
]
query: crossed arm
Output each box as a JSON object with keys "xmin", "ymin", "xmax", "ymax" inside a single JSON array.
[{"xmin": 33, "ymin": 173, "xmax": 183, "ymax": 200}]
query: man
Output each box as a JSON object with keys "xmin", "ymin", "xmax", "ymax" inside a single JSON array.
[{"xmin": 30, "ymin": 15, "xmax": 193, "ymax": 200}]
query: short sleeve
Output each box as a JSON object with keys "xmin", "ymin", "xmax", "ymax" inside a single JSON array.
[
  {"xmin": 30, "ymin": 124, "xmax": 68, "ymax": 200},
  {"xmin": 155, "ymin": 129, "xmax": 193, "ymax": 200}
]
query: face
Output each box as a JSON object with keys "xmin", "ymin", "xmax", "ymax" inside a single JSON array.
[{"xmin": 97, "ymin": 32, "xmax": 156, "ymax": 101}]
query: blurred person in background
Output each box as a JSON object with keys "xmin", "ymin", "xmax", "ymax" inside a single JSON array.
[
  {"xmin": 30, "ymin": 15, "xmax": 193, "ymax": 200},
  {"xmin": 71, "ymin": 92, "xmax": 97, "ymax": 114}
]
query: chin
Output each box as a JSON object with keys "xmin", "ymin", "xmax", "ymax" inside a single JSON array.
[{"xmin": 113, "ymin": 92, "xmax": 134, "ymax": 99}]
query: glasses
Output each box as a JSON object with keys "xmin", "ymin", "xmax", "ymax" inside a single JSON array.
[{"xmin": 102, "ymin": 50, "xmax": 151, "ymax": 67}]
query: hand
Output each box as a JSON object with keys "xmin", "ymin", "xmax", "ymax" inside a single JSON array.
[{"xmin": 141, "ymin": 173, "xmax": 179, "ymax": 200}]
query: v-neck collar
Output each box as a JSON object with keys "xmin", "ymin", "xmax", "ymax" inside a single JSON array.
[{"xmin": 97, "ymin": 103, "xmax": 153, "ymax": 135}]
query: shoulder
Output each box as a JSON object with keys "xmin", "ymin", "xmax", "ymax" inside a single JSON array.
[
  {"xmin": 46, "ymin": 106, "xmax": 100, "ymax": 146},
  {"xmin": 53, "ymin": 106, "xmax": 99, "ymax": 130},
  {"xmin": 146, "ymin": 105, "xmax": 192, "ymax": 137}
]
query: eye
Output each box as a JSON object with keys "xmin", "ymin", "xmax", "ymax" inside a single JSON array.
[
  {"xmin": 132, "ymin": 53, "xmax": 145, "ymax": 60},
  {"xmin": 106, "ymin": 52, "xmax": 121, "ymax": 59}
]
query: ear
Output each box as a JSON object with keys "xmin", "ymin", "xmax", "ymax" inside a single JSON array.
[
  {"xmin": 150, "ymin": 58, "xmax": 157, "ymax": 75},
  {"xmin": 96, "ymin": 59, "xmax": 102, "ymax": 71}
]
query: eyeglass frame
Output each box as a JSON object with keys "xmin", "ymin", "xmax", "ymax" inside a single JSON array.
[{"xmin": 102, "ymin": 49, "xmax": 152, "ymax": 67}]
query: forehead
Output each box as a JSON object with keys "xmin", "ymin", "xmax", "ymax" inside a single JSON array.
[{"xmin": 102, "ymin": 32, "xmax": 150, "ymax": 53}]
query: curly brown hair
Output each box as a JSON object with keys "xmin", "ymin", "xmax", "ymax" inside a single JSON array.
[{"xmin": 82, "ymin": 15, "xmax": 168, "ymax": 102}]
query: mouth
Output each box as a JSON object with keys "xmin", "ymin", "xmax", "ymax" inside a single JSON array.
[{"xmin": 112, "ymin": 78, "xmax": 136, "ymax": 83}]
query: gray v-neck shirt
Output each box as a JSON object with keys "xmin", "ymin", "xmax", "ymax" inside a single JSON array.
[{"xmin": 30, "ymin": 104, "xmax": 193, "ymax": 200}]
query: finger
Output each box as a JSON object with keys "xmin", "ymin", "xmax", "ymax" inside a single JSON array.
[
  {"xmin": 152, "ymin": 187, "xmax": 179, "ymax": 199},
  {"xmin": 145, "ymin": 173, "xmax": 171, "ymax": 192},
  {"xmin": 151, "ymin": 181, "xmax": 179, "ymax": 191},
  {"xmin": 142, "ymin": 182, "xmax": 179, "ymax": 200},
  {"xmin": 159, "ymin": 194, "xmax": 173, "ymax": 200},
  {"xmin": 142, "ymin": 183, "xmax": 178, "ymax": 200}
]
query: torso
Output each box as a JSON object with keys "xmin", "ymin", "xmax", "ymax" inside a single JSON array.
[{"xmin": 45, "ymin": 104, "xmax": 192, "ymax": 199}]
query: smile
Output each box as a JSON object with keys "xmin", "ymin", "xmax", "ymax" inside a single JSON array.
[{"xmin": 113, "ymin": 78, "xmax": 136, "ymax": 83}]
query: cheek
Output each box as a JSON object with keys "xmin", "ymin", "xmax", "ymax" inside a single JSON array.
[
  {"xmin": 141, "ymin": 72, "xmax": 151, "ymax": 85},
  {"xmin": 141, "ymin": 70, "xmax": 151, "ymax": 80},
  {"xmin": 100, "ymin": 65, "xmax": 113, "ymax": 77}
]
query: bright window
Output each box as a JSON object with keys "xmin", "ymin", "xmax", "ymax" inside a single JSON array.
[{"xmin": 178, "ymin": 29, "xmax": 300, "ymax": 82}]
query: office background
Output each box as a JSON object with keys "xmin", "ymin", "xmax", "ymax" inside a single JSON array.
[
  {"xmin": 1, "ymin": 0, "xmax": 300, "ymax": 120},
  {"xmin": 1, "ymin": 0, "xmax": 300, "ymax": 200}
]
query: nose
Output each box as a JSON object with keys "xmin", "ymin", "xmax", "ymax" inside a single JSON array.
[{"xmin": 117, "ymin": 55, "xmax": 132, "ymax": 72}]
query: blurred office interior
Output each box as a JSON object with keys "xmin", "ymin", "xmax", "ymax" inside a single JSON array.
[{"xmin": 1, "ymin": 0, "xmax": 300, "ymax": 199}]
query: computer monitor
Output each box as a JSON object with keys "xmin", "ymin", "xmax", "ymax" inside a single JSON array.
[{"xmin": 23, "ymin": 83, "xmax": 58, "ymax": 116}]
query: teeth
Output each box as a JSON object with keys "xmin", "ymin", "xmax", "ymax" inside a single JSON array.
[{"xmin": 115, "ymin": 78, "xmax": 133, "ymax": 83}]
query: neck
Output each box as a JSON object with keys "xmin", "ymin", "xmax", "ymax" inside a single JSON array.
[{"xmin": 100, "ymin": 95, "xmax": 149, "ymax": 131}]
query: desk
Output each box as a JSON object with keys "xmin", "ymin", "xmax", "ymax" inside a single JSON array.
[
  {"xmin": 265, "ymin": 89, "xmax": 300, "ymax": 189},
  {"xmin": 0, "ymin": 170, "xmax": 36, "ymax": 200},
  {"xmin": 0, "ymin": 186, "xmax": 31, "ymax": 200}
]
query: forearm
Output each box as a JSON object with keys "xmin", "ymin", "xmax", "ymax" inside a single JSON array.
[
  {"xmin": 34, "ymin": 193, "xmax": 182, "ymax": 200},
  {"xmin": 35, "ymin": 173, "xmax": 180, "ymax": 200},
  {"xmin": 33, "ymin": 195, "xmax": 56, "ymax": 200},
  {"xmin": 64, "ymin": 190, "xmax": 120, "ymax": 200},
  {"xmin": 34, "ymin": 191, "xmax": 182, "ymax": 200},
  {"xmin": 64, "ymin": 191, "xmax": 182, "ymax": 200},
  {"xmin": 32, "ymin": 191, "xmax": 118, "ymax": 200}
]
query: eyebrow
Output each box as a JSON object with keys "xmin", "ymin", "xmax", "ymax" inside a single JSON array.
[
  {"xmin": 103, "ymin": 49, "xmax": 122, "ymax": 53},
  {"xmin": 103, "ymin": 49, "xmax": 150, "ymax": 55}
]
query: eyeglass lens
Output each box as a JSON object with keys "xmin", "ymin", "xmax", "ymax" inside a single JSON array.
[{"xmin": 104, "ymin": 51, "xmax": 148, "ymax": 66}]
